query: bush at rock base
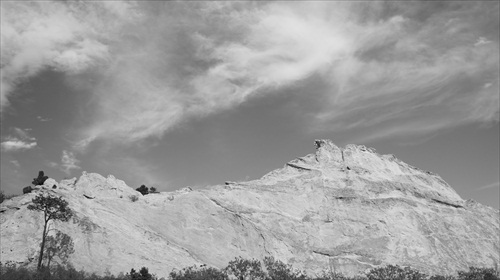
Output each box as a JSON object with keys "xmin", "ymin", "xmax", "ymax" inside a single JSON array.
[{"xmin": 1, "ymin": 259, "xmax": 499, "ymax": 280}]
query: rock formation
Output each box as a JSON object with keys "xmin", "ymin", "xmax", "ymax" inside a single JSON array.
[{"xmin": 1, "ymin": 140, "xmax": 498, "ymax": 277}]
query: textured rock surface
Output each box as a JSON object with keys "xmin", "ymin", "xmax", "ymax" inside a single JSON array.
[{"xmin": 1, "ymin": 140, "xmax": 499, "ymax": 277}]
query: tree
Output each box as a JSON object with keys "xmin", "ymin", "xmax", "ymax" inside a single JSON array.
[
  {"xmin": 23, "ymin": 186, "xmax": 33, "ymax": 194},
  {"xmin": 32, "ymin": 171, "xmax": 49, "ymax": 186},
  {"xmin": 129, "ymin": 267, "xmax": 156, "ymax": 280},
  {"xmin": 27, "ymin": 194, "xmax": 73, "ymax": 270},
  {"xmin": 43, "ymin": 230, "xmax": 75, "ymax": 267},
  {"xmin": 149, "ymin": 187, "xmax": 157, "ymax": 193},
  {"xmin": 365, "ymin": 265, "xmax": 427, "ymax": 280},
  {"xmin": 136, "ymin": 185, "xmax": 149, "ymax": 195},
  {"xmin": 263, "ymin": 257, "xmax": 307, "ymax": 280},
  {"xmin": 225, "ymin": 257, "xmax": 265, "ymax": 280}
]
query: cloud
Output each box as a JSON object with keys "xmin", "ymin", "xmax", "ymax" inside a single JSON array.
[
  {"xmin": 474, "ymin": 37, "xmax": 491, "ymax": 47},
  {"xmin": 2, "ymin": 1, "xmax": 499, "ymax": 147},
  {"xmin": 0, "ymin": 1, "xmax": 139, "ymax": 110},
  {"xmin": 1, "ymin": 127, "xmax": 37, "ymax": 152},
  {"xmin": 1, "ymin": 139, "xmax": 37, "ymax": 152},
  {"xmin": 476, "ymin": 181, "xmax": 500, "ymax": 191},
  {"xmin": 37, "ymin": 116, "xmax": 51, "ymax": 122},
  {"xmin": 73, "ymin": 2, "xmax": 356, "ymax": 146},
  {"xmin": 60, "ymin": 150, "xmax": 81, "ymax": 175}
]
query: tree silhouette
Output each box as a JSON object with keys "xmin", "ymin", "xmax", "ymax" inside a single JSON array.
[
  {"xmin": 32, "ymin": 171, "xmax": 49, "ymax": 186},
  {"xmin": 43, "ymin": 230, "xmax": 75, "ymax": 267},
  {"xmin": 136, "ymin": 185, "xmax": 149, "ymax": 195},
  {"xmin": 129, "ymin": 267, "xmax": 155, "ymax": 280},
  {"xmin": 27, "ymin": 194, "xmax": 73, "ymax": 270}
]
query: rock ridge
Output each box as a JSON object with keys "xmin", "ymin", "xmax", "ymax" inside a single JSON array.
[{"xmin": 1, "ymin": 139, "xmax": 498, "ymax": 277}]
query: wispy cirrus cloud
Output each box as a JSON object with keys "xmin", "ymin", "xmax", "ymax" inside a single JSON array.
[
  {"xmin": 2, "ymin": 1, "xmax": 499, "ymax": 148},
  {"xmin": 476, "ymin": 181, "xmax": 500, "ymax": 191},
  {"xmin": 60, "ymin": 150, "xmax": 81, "ymax": 175},
  {"xmin": 44, "ymin": 150, "xmax": 81, "ymax": 175}
]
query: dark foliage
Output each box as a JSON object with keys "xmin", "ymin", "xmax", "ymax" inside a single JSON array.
[
  {"xmin": 225, "ymin": 257, "xmax": 266, "ymax": 280},
  {"xmin": 136, "ymin": 185, "xmax": 149, "ymax": 195},
  {"xmin": 24, "ymin": 186, "xmax": 34, "ymax": 194},
  {"xmin": 128, "ymin": 267, "xmax": 156, "ymax": 280},
  {"xmin": 44, "ymin": 231, "xmax": 75, "ymax": 268},
  {"xmin": 33, "ymin": 171, "xmax": 49, "ymax": 186},
  {"xmin": 149, "ymin": 187, "xmax": 157, "ymax": 193},
  {"xmin": 0, "ymin": 263, "xmax": 129, "ymax": 280},
  {"xmin": 1, "ymin": 258, "xmax": 499, "ymax": 280},
  {"xmin": 170, "ymin": 264, "xmax": 228, "ymax": 280},
  {"xmin": 264, "ymin": 256, "xmax": 308, "ymax": 280},
  {"xmin": 365, "ymin": 265, "xmax": 427, "ymax": 280},
  {"xmin": 457, "ymin": 267, "xmax": 500, "ymax": 280},
  {"xmin": 0, "ymin": 191, "xmax": 20, "ymax": 203},
  {"xmin": 28, "ymin": 194, "xmax": 73, "ymax": 270}
]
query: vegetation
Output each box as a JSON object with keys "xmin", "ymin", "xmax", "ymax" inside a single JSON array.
[
  {"xmin": 43, "ymin": 230, "xmax": 75, "ymax": 268},
  {"xmin": 28, "ymin": 194, "xmax": 73, "ymax": 270},
  {"xmin": 129, "ymin": 267, "xmax": 157, "ymax": 280},
  {"xmin": 136, "ymin": 185, "xmax": 149, "ymax": 195},
  {"xmin": 129, "ymin": 195, "xmax": 139, "ymax": 202},
  {"xmin": 170, "ymin": 264, "xmax": 227, "ymax": 280},
  {"xmin": 1, "ymin": 259, "xmax": 498, "ymax": 280},
  {"xmin": 33, "ymin": 171, "xmax": 49, "ymax": 186},
  {"xmin": 24, "ymin": 185, "xmax": 34, "ymax": 194}
]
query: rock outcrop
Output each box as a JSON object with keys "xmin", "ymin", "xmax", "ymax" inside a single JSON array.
[{"xmin": 1, "ymin": 140, "xmax": 498, "ymax": 277}]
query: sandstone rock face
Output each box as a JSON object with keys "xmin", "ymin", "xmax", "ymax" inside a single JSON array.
[{"xmin": 1, "ymin": 140, "xmax": 498, "ymax": 277}]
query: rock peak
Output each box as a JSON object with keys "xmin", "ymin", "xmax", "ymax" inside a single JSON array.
[
  {"xmin": 314, "ymin": 139, "xmax": 338, "ymax": 149},
  {"xmin": 314, "ymin": 139, "xmax": 343, "ymax": 165},
  {"xmin": 1, "ymin": 140, "xmax": 498, "ymax": 277}
]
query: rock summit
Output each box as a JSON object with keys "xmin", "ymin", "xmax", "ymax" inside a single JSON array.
[{"xmin": 1, "ymin": 140, "xmax": 498, "ymax": 276}]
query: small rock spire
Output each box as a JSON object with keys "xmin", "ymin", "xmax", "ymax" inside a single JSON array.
[{"xmin": 314, "ymin": 139, "xmax": 344, "ymax": 165}]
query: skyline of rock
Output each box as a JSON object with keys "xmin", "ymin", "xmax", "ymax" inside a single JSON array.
[{"xmin": 1, "ymin": 139, "xmax": 498, "ymax": 277}]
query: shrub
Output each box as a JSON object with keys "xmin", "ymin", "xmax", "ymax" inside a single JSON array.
[
  {"xmin": 129, "ymin": 195, "xmax": 139, "ymax": 202},
  {"xmin": 136, "ymin": 185, "xmax": 149, "ymax": 195},
  {"xmin": 457, "ymin": 267, "xmax": 499, "ymax": 280},
  {"xmin": 23, "ymin": 186, "xmax": 33, "ymax": 194},
  {"xmin": 149, "ymin": 187, "xmax": 157, "ymax": 193},
  {"xmin": 170, "ymin": 264, "xmax": 228, "ymax": 280},
  {"xmin": 365, "ymin": 265, "xmax": 427, "ymax": 280},
  {"xmin": 128, "ymin": 267, "xmax": 156, "ymax": 280},
  {"xmin": 429, "ymin": 276, "xmax": 456, "ymax": 280},
  {"xmin": 313, "ymin": 271, "xmax": 355, "ymax": 280},
  {"xmin": 225, "ymin": 257, "xmax": 266, "ymax": 280},
  {"xmin": 33, "ymin": 171, "xmax": 49, "ymax": 186},
  {"xmin": 263, "ymin": 256, "xmax": 307, "ymax": 280}
]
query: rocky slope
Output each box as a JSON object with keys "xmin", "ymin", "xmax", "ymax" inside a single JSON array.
[{"xmin": 1, "ymin": 140, "xmax": 499, "ymax": 277}]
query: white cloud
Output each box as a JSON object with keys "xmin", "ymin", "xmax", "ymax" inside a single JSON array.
[
  {"xmin": 1, "ymin": 127, "xmax": 37, "ymax": 152},
  {"xmin": 1, "ymin": 139, "xmax": 37, "ymax": 152},
  {"xmin": 0, "ymin": 1, "xmax": 139, "ymax": 110},
  {"xmin": 2, "ymin": 1, "xmax": 498, "ymax": 147},
  {"xmin": 37, "ymin": 116, "xmax": 51, "ymax": 122},
  {"xmin": 10, "ymin": 160, "xmax": 20, "ymax": 168},
  {"xmin": 60, "ymin": 150, "xmax": 81, "ymax": 175},
  {"xmin": 474, "ymin": 37, "xmax": 491, "ymax": 47}
]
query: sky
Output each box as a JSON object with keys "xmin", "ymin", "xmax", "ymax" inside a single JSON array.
[{"xmin": 1, "ymin": 1, "xmax": 499, "ymax": 208}]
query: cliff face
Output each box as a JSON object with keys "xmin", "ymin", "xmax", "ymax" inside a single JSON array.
[{"xmin": 1, "ymin": 140, "xmax": 499, "ymax": 277}]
